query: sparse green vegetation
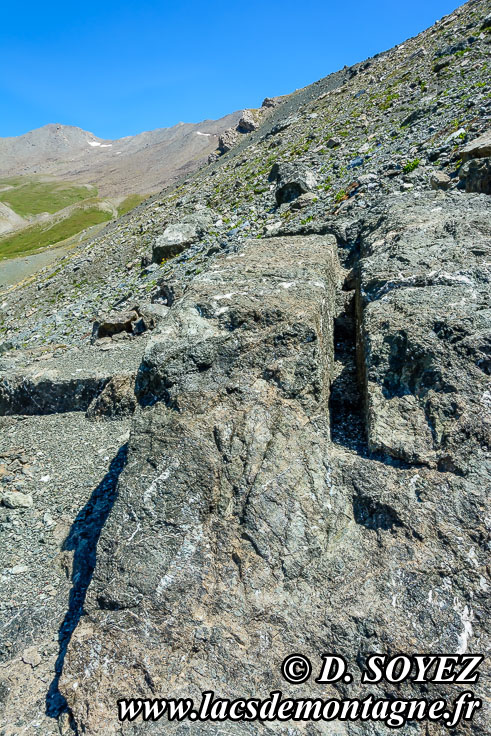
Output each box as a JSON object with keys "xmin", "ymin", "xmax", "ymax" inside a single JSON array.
[
  {"xmin": 379, "ymin": 92, "xmax": 400, "ymax": 111},
  {"xmin": 403, "ymin": 159, "xmax": 420, "ymax": 174}
]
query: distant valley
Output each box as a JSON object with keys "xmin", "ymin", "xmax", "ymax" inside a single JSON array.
[{"xmin": 0, "ymin": 112, "xmax": 240, "ymax": 263}]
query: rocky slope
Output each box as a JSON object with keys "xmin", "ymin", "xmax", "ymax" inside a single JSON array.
[{"xmin": 0, "ymin": 1, "xmax": 490, "ymax": 734}]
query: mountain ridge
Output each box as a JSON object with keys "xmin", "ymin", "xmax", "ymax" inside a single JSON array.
[{"xmin": 0, "ymin": 112, "xmax": 243, "ymax": 196}]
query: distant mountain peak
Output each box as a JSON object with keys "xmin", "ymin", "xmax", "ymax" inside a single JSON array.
[{"xmin": 0, "ymin": 111, "xmax": 242, "ymax": 196}]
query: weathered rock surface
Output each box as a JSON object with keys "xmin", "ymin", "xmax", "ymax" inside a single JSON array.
[
  {"xmin": 1, "ymin": 2, "xmax": 490, "ymax": 734},
  {"xmin": 218, "ymin": 127, "xmax": 239, "ymax": 154},
  {"xmin": 59, "ymin": 207, "xmax": 490, "ymax": 735},
  {"xmin": 86, "ymin": 374, "xmax": 137, "ymax": 420},
  {"xmin": 61, "ymin": 234, "xmax": 343, "ymax": 732},
  {"xmin": 356, "ymin": 191, "xmax": 490, "ymax": 472}
]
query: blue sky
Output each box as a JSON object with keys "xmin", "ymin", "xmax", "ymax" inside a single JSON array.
[{"xmin": 1, "ymin": 0, "xmax": 461, "ymax": 139}]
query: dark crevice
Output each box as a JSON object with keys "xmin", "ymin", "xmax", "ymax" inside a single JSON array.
[
  {"xmin": 329, "ymin": 292, "xmax": 368, "ymax": 455},
  {"xmin": 45, "ymin": 444, "xmax": 128, "ymax": 722},
  {"xmin": 328, "ymin": 285, "xmax": 463, "ymax": 475}
]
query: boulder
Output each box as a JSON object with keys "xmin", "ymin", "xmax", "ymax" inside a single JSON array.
[
  {"xmin": 2, "ymin": 491, "xmax": 33, "ymax": 509},
  {"xmin": 261, "ymin": 96, "xmax": 284, "ymax": 108},
  {"xmin": 91, "ymin": 309, "xmax": 139, "ymax": 341},
  {"xmin": 269, "ymin": 162, "xmax": 318, "ymax": 204},
  {"xmin": 237, "ymin": 109, "xmax": 258, "ymax": 133},
  {"xmin": 461, "ymin": 130, "xmax": 491, "ymax": 161},
  {"xmin": 152, "ymin": 211, "xmax": 214, "ymax": 263},
  {"xmin": 357, "ymin": 192, "xmax": 490, "ymax": 471},
  {"xmin": 91, "ymin": 303, "xmax": 166, "ymax": 342},
  {"xmin": 60, "ymin": 235, "xmax": 343, "ymax": 731},
  {"xmin": 218, "ymin": 128, "xmax": 239, "ymax": 154},
  {"xmin": 152, "ymin": 222, "xmax": 199, "ymax": 262},
  {"xmin": 459, "ymin": 157, "xmax": 491, "ymax": 194}
]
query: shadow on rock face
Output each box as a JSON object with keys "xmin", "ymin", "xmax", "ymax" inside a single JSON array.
[{"xmin": 45, "ymin": 444, "xmax": 128, "ymax": 721}]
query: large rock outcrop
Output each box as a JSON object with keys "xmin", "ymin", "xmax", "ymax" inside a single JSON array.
[
  {"xmin": 60, "ymin": 234, "xmax": 343, "ymax": 732},
  {"xmin": 356, "ymin": 192, "xmax": 490, "ymax": 473},
  {"xmin": 59, "ymin": 197, "xmax": 490, "ymax": 734},
  {"xmin": 1, "ymin": 3, "xmax": 490, "ymax": 734}
]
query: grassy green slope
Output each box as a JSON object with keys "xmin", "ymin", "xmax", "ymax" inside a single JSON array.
[
  {"xmin": 0, "ymin": 177, "xmax": 97, "ymax": 217},
  {"xmin": 0, "ymin": 205, "xmax": 112, "ymax": 259},
  {"xmin": 0, "ymin": 177, "xmax": 150, "ymax": 260}
]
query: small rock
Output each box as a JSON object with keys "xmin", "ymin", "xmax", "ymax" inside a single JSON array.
[
  {"xmin": 2, "ymin": 491, "xmax": 33, "ymax": 509},
  {"xmin": 58, "ymin": 711, "xmax": 72, "ymax": 735},
  {"xmin": 429, "ymin": 171, "xmax": 451, "ymax": 190},
  {"xmin": 44, "ymin": 512, "xmax": 55, "ymax": 526},
  {"xmin": 22, "ymin": 647, "xmax": 41, "ymax": 668},
  {"xmin": 263, "ymin": 221, "xmax": 282, "ymax": 236},
  {"xmin": 433, "ymin": 58, "xmax": 451, "ymax": 73},
  {"xmin": 325, "ymin": 138, "xmax": 340, "ymax": 148},
  {"xmin": 445, "ymin": 127, "xmax": 466, "ymax": 144},
  {"xmin": 290, "ymin": 192, "xmax": 318, "ymax": 210},
  {"xmin": 401, "ymin": 108, "xmax": 429, "ymax": 128}
]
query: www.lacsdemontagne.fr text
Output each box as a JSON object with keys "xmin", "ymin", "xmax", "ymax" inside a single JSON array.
[{"xmin": 118, "ymin": 689, "xmax": 481, "ymax": 729}]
